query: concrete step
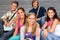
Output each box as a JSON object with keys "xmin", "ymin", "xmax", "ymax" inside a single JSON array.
[{"xmin": 0, "ymin": 0, "xmax": 60, "ymax": 18}]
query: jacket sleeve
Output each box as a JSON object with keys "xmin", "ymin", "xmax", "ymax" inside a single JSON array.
[{"xmin": 20, "ymin": 26, "xmax": 25, "ymax": 40}]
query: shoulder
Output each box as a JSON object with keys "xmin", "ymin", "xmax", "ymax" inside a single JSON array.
[
  {"xmin": 6, "ymin": 11, "xmax": 11, "ymax": 15},
  {"xmin": 29, "ymin": 8, "xmax": 34, "ymax": 12},
  {"xmin": 54, "ymin": 19, "xmax": 59, "ymax": 23},
  {"xmin": 39, "ymin": 6, "xmax": 46, "ymax": 13},
  {"xmin": 36, "ymin": 22, "xmax": 40, "ymax": 28},
  {"xmin": 40, "ymin": 6, "xmax": 46, "ymax": 10},
  {"xmin": 1, "ymin": 11, "xmax": 11, "ymax": 19},
  {"xmin": 40, "ymin": 6, "xmax": 46, "ymax": 9},
  {"xmin": 5, "ymin": 11, "xmax": 11, "ymax": 15}
]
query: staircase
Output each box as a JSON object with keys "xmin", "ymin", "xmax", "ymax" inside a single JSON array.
[{"xmin": 0, "ymin": 0, "xmax": 60, "ymax": 18}]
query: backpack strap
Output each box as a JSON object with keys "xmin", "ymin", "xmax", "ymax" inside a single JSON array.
[
  {"xmin": 7, "ymin": 11, "xmax": 17, "ymax": 22},
  {"xmin": 36, "ymin": 6, "xmax": 40, "ymax": 17}
]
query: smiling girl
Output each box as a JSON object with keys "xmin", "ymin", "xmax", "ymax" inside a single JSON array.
[
  {"xmin": 9, "ymin": 7, "xmax": 26, "ymax": 40},
  {"xmin": 24, "ymin": 13, "xmax": 40, "ymax": 40},
  {"xmin": 41, "ymin": 7, "xmax": 60, "ymax": 40}
]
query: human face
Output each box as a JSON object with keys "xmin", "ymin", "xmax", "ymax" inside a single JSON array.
[
  {"xmin": 17, "ymin": 9, "xmax": 25, "ymax": 19},
  {"xmin": 48, "ymin": 10, "xmax": 55, "ymax": 19},
  {"xmin": 33, "ymin": 1, "xmax": 38, "ymax": 9},
  {"xmin": 27, "ymin": 14, "xmax": 36, "ymax": 25},
  {"xmin": 11, "ymin": 3, "xmax": 17, "ymax": 11}
]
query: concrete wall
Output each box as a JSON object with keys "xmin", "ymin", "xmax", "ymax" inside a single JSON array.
[{"xmin": 0, "ymin": 0, "xmax": 60, "ymax": 18}]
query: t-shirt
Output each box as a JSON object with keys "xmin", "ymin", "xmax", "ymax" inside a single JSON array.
[{"xmin": 1, "ymin": 10, "xmax": 17, "ymax": 31}]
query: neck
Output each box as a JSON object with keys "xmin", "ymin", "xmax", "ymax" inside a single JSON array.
[
  {"xmin": 51, "ymin": 19, "xmax": 53, "ymax": 20},
  {"xmin": 50, "ymin": 18, "xmax": 53, "ymax": 21},
  {"xmin": 20, "ymin": 18, "xmax": 24, "ymax": 20},
  {"xmin": 11, "ymin": 9, "xmax": 16, "ymax": 13},
  {"xmin": 34, "ymin": 7, "xmax": 38, "ymax": 9},
  {"xmin": 29, "ymin": 24, "xmax": 32, "ymax": 27},
  {"xmin": 20, "ymin": 18, "xmax": 24, "ymax": 25},
  {"xmin": 34, "ymin": 6, "xmax": 39, "ymax": 9}
]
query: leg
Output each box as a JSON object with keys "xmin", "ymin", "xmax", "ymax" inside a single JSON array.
[
  {"xmin": 0, "ymin": 19, "xmax": 4, "ymax": 37},
  {"xmin": 0, "ymin": 29, "xmax": 14, "ymax": 40},
  {"xmin": 40, "ymin": 30, "xmax": 45, "ymax": 40},
  {"xmin": 37, "ymin": 16, "xmax": 46, "ymax": 28},
  {"xmin": 9, "ymin": 34, "xmax": 20, "ymax": 40},
  {"xmin": 36, "ymin": 28, "xmax": 40, "ymax": 40},
  {"xmin": 47, "ymin": 33, "xmax": 60, "ymax": 40}
]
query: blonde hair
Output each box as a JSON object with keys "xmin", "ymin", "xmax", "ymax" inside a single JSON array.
[{"xmin": 25, "ymin": 13, "xmax": 37, "ymax": 34}]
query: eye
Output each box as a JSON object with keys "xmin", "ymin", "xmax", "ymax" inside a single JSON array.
[
  {"xmin": 21, "ymin": 12, "xmax": 23, "ymax": 13},
  {"xmin": 29, "ymin": 18, "xmax": 31, "ymax": 19},
  {"xmin": 32, "ymin": 18, "xmax": 35, "ymax": 20},
  {"xmin": 17, "ymin": 13, "xmax": 19, "ymax": 14}
]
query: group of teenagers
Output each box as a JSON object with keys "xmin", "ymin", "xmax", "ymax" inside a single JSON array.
[{"xmin": 0, "ymin": 0, "xmax": 60, "ymax": 40}]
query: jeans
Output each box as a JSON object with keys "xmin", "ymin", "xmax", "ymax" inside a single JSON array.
[
  {"xmin": 37, "ymin": 16, "xmax": 46, "ymax": 28},
  {"xmin": 46, "ymin": 33, "xmax": 60, "ymax": 40},
  {"xmin": 40, "ymin": 30, "xmax": 60, "ymax": 40},
  {"xmin": 0, "ymin": 29, "xmax": 14, "ymax": 40},
  {"xmin": 40, "ymin": 30, "xmax": 45, "ymax": 40}
]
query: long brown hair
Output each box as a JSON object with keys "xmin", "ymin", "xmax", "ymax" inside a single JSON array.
[
  {"xmin": 25, "ymin": 13, "xmax": 37, "ymax": 34},
  {"xmin": 17, "ymin": 7, "xmax": 26, "ymax": 24}
]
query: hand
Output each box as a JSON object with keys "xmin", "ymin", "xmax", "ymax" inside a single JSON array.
[
  {"xmin": 36, "ymin": 18, "xmax": 40, "ymax": 21},
  {"xmin": 4, "ymin": 22, "xmax": 8, "ymax": 26},
  {"xmin": 27, "ymin": 38, "xmax": 32, "ymax": 40},
  {"xmin": 43, "ymin": 29, "xmax": 48, "ymax": 38}
]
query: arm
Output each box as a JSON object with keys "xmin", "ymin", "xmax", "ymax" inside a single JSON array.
[
  {"xmin": 36, "ymin": 23, "xmax": 40, "ymax": 40},
  {"xmin": 6, "ymin": 16, "xmax": 18, "ymax": 26},
  {"xmin": 36, "ymin": 7, "xmax": 46, "ymax": 21},
  {"xmin": 1, "ymin": 12, "xmax": 9, "ymax": 26},
  {"xmin": 6, "ymin": 17, "xmax": 17, "ymax": 26},
  {"xmin": 2, "ymin": 18, "xmax": 8, "ymax": 26},
  {"xmin": 42, "ymin": 22, "xmax": 48, "ymax": 37},
  {"xmin": 40, "ymin": 7, "xmax": 46, "ymax": 16},
  {"xmin": 36, "ymin": 16, "xmax": 46, "ymax": 21},
  {"xmin": 42, "ymin": 22, "xmax": 47, "ymax": 31},
  {"xmin": 48, "ymin": 19, "xmax": 59, "ymax": 33},
  {"xmin": 36, "ymin": 22, "xmax": 40, "ymax": 36},
  {"xmin": 36, "ymin": 18, "xmax": 41, "ymax": 21},
  {"xmin": 13, "ymin": 20, "xmax": 18, "ymax": 36}
]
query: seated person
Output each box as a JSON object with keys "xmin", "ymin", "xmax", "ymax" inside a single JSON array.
[
  {"xmin": 23, "ymin": 13, "xmax": 40, "ymax": 40},
  {"xmin": 29, "ymin": 0, "xmax": 46, "ymax": 28},
  {"xmin": 41, "ymin": 7, "xmax": 60, "ymax": 40}
]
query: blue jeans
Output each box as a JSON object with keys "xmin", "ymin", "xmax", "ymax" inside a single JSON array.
[
  {"xmin": 0, "ymin": 29, "xmax": 14, "ymax": 40},
  {"xmin": 37, "ymin": 16, "xmax": 46, "ymax": 28},
  {"xmin": 40, "ymin": 30, "xmax": 45, "ymax": 40},
  {"xmin": 46, "ymin": 33, "xmax": 60, "ymax": 40},
  {"xmin": 40, "ymin": 30, "xmax": 60, "ymax": 40}
]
